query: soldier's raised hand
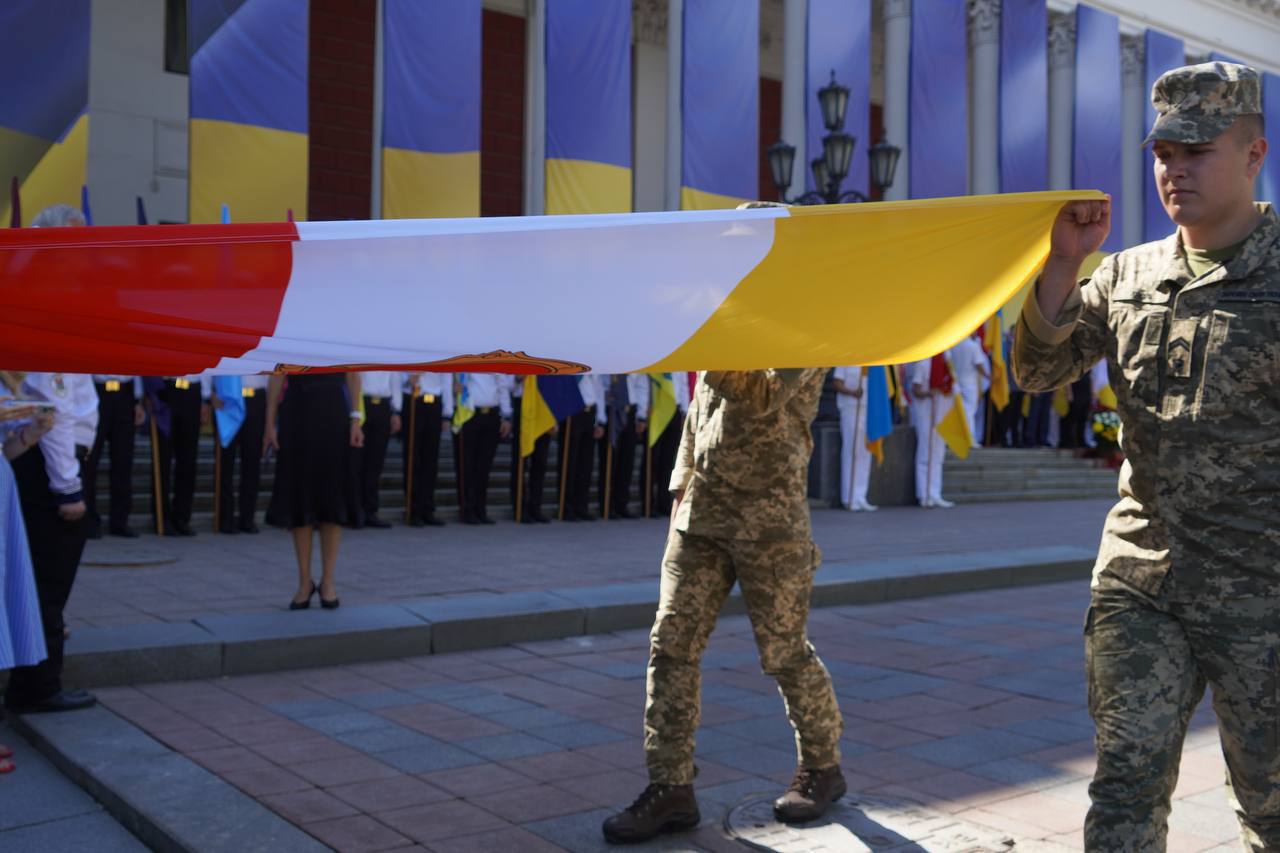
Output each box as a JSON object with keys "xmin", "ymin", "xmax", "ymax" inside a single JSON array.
[{"xmin": 1050, "ymin": 198, "xmax": 1111, "ymax": 265}]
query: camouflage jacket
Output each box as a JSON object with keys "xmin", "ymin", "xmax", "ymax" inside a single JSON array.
[
  {"xmin": 670, "ymin": 369, "xmax": 826, "ymax": 541},
  {"xmin": 1014, "ymin": 204, "xmax": 1280, "ymax": 599}
]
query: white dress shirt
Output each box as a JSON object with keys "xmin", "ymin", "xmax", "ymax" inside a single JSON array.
[
  {"xmin": 22, "ymin": 373, "xmax": 98, "ymax": 500},
  {"xmin": 404, "ymin": 372, "xmax": 454, "ymax": 418},
  {"xmin": 360, "ymin": 371, "xmax": 403, "ymax": 412},
  {"xmin": 831, "ymin": 366, "xmax": 868, "ymax": 412},
  {"xmin": 460, "ymin": 373, "xmax": 512, "ymax": 418},
  {"xmin": 624, "ymin": 374, "xmax": 650, "ymax": 416},
  {"xmin": 578, "ymin": 375, "xmax": 608, "ymax": 425}
]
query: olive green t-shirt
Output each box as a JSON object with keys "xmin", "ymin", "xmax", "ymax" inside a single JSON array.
[{"xmin": 1185, "ymin": 238, "xmax": 1247, "ymax": 280}]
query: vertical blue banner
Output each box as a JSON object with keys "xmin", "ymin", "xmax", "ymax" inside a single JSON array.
[
  {"xmin": 1073, "ymin": 5, "xmax": 1122, "ymax": 251},
  {"xmin": 909, "ymin": 0, "xmax": 968, "ymax": 199},
  {"xmin": 1263, "ymin": 74, "xmax": 1279, "ymax": 204},
  {"xmin": 681, "ymin": 0, "xmax": 758, "ymax": 209},
  {"xmin": 1143, "ymin": 29, "xmax": 1184, "ymax": 243},
  {"xmin": 382, "ymin": 0, "xmax": 481, "ymax": 219},
  {"xmin": 190, "ymin": 0, "xmax": 308, "ymax": 223},
  {"xmin": 999, "ymin": 0, "xmax": 1048, "ymax": 193},
  {"xmin": 546, "ymin": 0, "xmax": 632, "ymax": 214},
  {"xmin": 805, "ymin": 0, "xmax": 870, "ymax": 196},
  {"xmin": 0, "ymin": 0, "xmax": 90, "ymax": 227},
  {"xmin": 1210, "ymin": 51, "xmax": 1244, "ymax": 65}
]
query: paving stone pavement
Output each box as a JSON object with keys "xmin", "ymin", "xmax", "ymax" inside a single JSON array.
[
  {"xmin": 0, "ymin": 718, "xmax": 148, "ymax": 852},
  {"xmin": 89, "ymin": 580, "xmax": 1242, "ymax": 852},
  {"xmin": 68, "ymin": 499, "xmax": 1113, "ymax": 630}
]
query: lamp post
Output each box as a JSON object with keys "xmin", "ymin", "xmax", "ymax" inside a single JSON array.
[{"xmin": 767, "ymin": 71, "xmax": 901, "ymax": 204}]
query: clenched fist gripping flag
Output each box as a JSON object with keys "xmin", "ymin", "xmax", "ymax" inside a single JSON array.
[{"xmin": 0, "ymin": 191, "xmax": 1101, "ymax": 376}]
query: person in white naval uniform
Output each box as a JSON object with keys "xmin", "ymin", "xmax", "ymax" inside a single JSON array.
[
  {"xmin": 907, "ymin": 356, "xmax": 955, "ymax": 509},
  {"xmin": 832, "ymin": 366, "xmax": 876, "ymax": 511}
]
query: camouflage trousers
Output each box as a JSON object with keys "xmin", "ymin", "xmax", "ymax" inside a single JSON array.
[
  {"xmin": 1085, "ymin": 570, "xmax": 1280, "ymax": 852},
  {"xmin": 643, "ymin": 531, "xmax": 843, "ymax": 785}
]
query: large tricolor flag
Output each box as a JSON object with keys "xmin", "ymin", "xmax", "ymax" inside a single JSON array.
[
  {"xmin": 189, "ymin": 0, "xmax": 308, "ymax": 224},
  {"xmin": 0, "ymin": 191, "xmax": 1100, "ymax": 375},
  {"xmin": 0, "ymin": 1, "xmax": 90, "ymax": 228},
  {"xmin": 381, "ymin": 0, "xmax": 481, "ymax": 219}
]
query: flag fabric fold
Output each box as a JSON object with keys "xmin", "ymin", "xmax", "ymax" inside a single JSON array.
[
  {"xmin": 984, "ymin": 312, "xmax": 1010, "ymax": 412},
  {"xmin": 0, "ymin": 190, "xmax": 1101, "ymax": 375},
  {"xmin": 212, "ymin": 375, "xmax": 245, "ymax": 447}
]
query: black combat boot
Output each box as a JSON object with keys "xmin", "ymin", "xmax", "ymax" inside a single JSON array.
[
  {"xmin": 602, "ymin": 782, "xmax": 700, "ymax": 844},
  {"xmin": 773, "ymin": 765, "xmax": 847, "ymax": 823}
]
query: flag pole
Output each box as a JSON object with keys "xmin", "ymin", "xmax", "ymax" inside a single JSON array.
[
  {"xmin": 603, "ymin": 431, "xmax": 613, "ymax": 521},
  {"xmin": 643, "ymin": 437, "xmax": 653, "ymax": 518},
  {"xmin": 926, "ymin": 396, "xmax": 936, "ymax": 506},
  {"xmin": 213, "ymin": 417, "xmax": 223, "ymax": 533},
  {"xmin": 404, "ymin": 389, "xmax": 417, "ymax": 524},
  {"xmin": 514, "ymin": 438, "xmax": 524, "ymax": 524},
  {"xmin": 850, "ymin": 392, "xmax": 861, "ymax": 509},
  {"xmin": 558, "ymin": 419, "xmax": 570, "ymax": 521},
  {"xmin": 148, "ymin": 404, "xmax": 165, "ymax": 536}
]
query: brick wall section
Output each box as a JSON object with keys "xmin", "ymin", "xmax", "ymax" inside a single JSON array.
[
  {"xmin": 759, "ymin": 77, "xmax": 782, "ymax": 201},
  {"xmin": 481, "ymin": 10, "xmax": 526, "ymax": 217},
  {"xmin": 308, "ymin": 0, "xmax": 376, "ymax": 220}
]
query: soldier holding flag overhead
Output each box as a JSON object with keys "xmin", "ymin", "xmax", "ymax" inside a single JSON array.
[{"xmin": 1014, "ymin": 63, "xmax": 1278, "ymax": 850}]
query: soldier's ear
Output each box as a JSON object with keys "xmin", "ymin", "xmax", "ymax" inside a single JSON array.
[{"xmin": 1245, "ymin": 136, "xmax": 1267, "ymax": 180}]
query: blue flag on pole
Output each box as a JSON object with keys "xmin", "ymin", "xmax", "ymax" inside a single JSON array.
[{"xmin": 212, "ymin": 376, "xmax": 245, "ymax": 447}]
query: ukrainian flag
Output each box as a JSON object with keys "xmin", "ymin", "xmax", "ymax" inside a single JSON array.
[
  {"xmin": 680, "ymin": 0, "xmax": 758, "ymax": 210},
  {"xmin": 864, "ymin": 366, "xmax": 893, "ymax": 464},
  {"xmin": 545, "ymin": 0, "xmax": 631, "ymax": 215},
  {"xmin": 382, "ymin": 0, "xmax": 481, "ymax": 219},
  {"xmin": 189, "ymin": 0, "xmax": 308, "ymax": 224},
  {"xmin": 521, "ymin": 377, "xmax": 585, "ymax": 458},
  {"xmin": 648, "ymin": 374, "xmax": 677, "ymax": 449},
  {"xmin": 0, "ymin": 1, "xmax": 90, "ymax": 227}
]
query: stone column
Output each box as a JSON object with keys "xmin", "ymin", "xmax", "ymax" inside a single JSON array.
[
  {"xmin": 781, "ymin": 0, "xmax": 807, "ymax": 200},
  {"xmin": 969, "ymin": 0, "xmax": 1001, "ymax": 195},
  {"xmin": 1047, "ymin": 10, "xmax": 1076, "ymax": 191},
  {"xmin": 523, "ymin": 0, "xmax": 547, "ymax": 215},
  {"xmin": 882, "ymin": 0, "xmax": 911, "ymax": 200},
  {"xmin": 1121, "ymin": 34, "xmax": 1146, "ymax": 247},
  {"xmin": 371, "ymin": 0, "xmax": 384, "ymax": 217}
]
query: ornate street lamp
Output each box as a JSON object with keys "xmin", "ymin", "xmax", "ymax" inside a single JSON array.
[{"xmin": 766, "ymin": 71, "xmax": 900, "ymax": 205}]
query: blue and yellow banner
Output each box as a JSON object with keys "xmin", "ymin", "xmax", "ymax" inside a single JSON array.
[
  {"xmin": 806, "ymin": 0, "xmax": 870, "ymax": 196},
  {"xmin": 0, "ymin": 1, "xmax": 90, "ymax": 227},
  {"xmin": 999, "ymin": 0, "xmax": 1047, "ymax": 194},
  {"xmin": 189, "ymin": 0, "xmax": 308, "ymax": 224},
  {"xmin": 1261, "ymin": 73, "xmax": 1279, "ymax": 206},
  {"xmin": 382, "ymin": 0, "xmax": 481, "ymax": 219},
  {"xmin": 909, "ymin": 0, "xmax": 968, "ymax": 199},
  {"xmin": 1073, "ymin": 5, "xmax": 1122, "ymax": 251},
  {"xmin": 864, "ymin": 366, "xmax": 892, "ymax": 464},
  {"xmin": 681, "ymin": 0, "xmax": 758, "ymax": 210},
  {"xmin": 1143, "ymin": 29, "xmax": 1184, "ymax": 243},
  {"xmin": 545, "ymin": 0, "xmax": 631, "ymax": 214}
]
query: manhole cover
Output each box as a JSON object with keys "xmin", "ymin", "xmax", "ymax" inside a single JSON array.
[{"xmin": 725, "ymin": 793, "xmax": 1016, "ymax": 852}]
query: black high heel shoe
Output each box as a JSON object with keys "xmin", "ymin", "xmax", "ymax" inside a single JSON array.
[
  {"xmin": 289, "ymin": 579, "xmax": 317, "ymax": 611},
  {"xmin": 319, "ymin": 582, "xmax": 340, "ymax": 610}
]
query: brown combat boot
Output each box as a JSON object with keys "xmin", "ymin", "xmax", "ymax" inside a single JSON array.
[
  {"xmin": 773, "ymin": 765, "xmax": 848, "ymax": 823},
  {"xmin": 602, "ymin": 782, "xmax": 700, "ymax": 844}
]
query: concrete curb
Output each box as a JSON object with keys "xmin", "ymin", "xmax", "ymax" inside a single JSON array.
[
  {"xmin": 63, "ymin": 546, "xmax": 1095, "ymax": 687},
  {"xmin": 9, "ymin": 707, "xmax": 328, "ymax": 853}
]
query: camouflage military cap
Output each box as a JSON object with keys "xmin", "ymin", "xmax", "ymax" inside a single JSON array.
[{"xmin": 1144, "ymin": 62, "xmax": 1262, "ymax": 146}]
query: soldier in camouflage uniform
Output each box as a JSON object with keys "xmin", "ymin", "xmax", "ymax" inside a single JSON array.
[
  {"xmin": 603, "ymin": 368, "xmax": 846, "ymax": 844},
  {"xmin": 1013, "ymin": 63, "xmax": 1278, "ymax": 852}
]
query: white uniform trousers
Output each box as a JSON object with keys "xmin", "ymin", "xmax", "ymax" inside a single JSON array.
[
  {"xmin": 839, "ymin": 400, "xmax": 872, "ymax": 508},
  {"xmin": 910, "ymin": 395, "xmax": 949, "ymax": 504}
]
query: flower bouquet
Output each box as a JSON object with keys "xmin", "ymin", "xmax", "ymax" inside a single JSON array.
[{"xmin": 1090, "ymin": 409, "xmax": 1123, "ymax": 467}]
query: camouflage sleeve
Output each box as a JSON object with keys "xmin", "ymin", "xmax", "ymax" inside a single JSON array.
[
  {"xmin": 703, "ymin": 368, "xmax": 810, "ymax": 415},
  {"xmin": 1012, "ymin": 259, "xmax": 1114, "ymax": 393},
  {"xmin": 669, "ymin": 389, "xmax": 700, "ymax": 494}
]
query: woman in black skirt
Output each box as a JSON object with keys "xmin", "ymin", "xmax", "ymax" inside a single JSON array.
[{"xmin": 264, "ymin": 373, "xmax": 363, "ymax": 609}]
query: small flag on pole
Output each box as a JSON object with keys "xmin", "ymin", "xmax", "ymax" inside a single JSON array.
[
  {"xmin": 80, "ymin": 185, "xmax": 93, "ymax": 225},
  {"xmin": 220, "ymin": 203, "xmax": 231, "ymax": 224},
  {"xmin": 135, "ymin": 196, "xmax": 148, "ymax": 225},
  {"xmin": 9, "ymin": 177, "xmax": 20, "ymax": 228}
]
